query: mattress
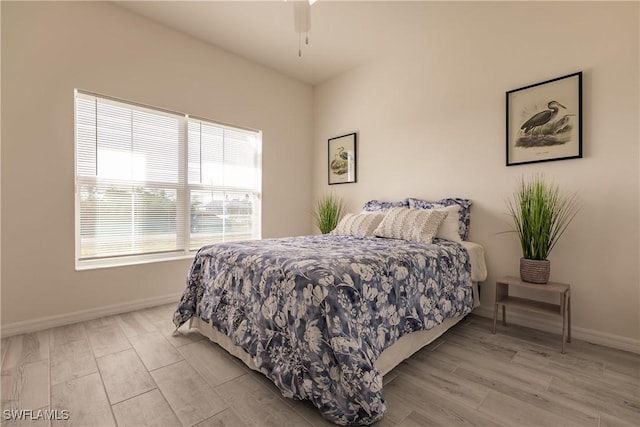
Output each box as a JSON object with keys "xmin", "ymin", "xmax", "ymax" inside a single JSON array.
[{"xmin": 461, "ymin": 241, "xmax": 488, "ymax": 283}]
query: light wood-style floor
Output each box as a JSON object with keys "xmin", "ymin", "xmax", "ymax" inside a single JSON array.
[{"xmin": 1, "ymin": 304, "xmax": 639, "ymax": 427}]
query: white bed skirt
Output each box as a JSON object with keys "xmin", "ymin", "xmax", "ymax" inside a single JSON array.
[{"xmin": 187, "ymin": 281, "xmax": 480, "ymax": 377}]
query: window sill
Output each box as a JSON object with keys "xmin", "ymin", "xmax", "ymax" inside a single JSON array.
[{"xmin": 75, "ymin": 252, "xmax": 196, "ymax": 271}]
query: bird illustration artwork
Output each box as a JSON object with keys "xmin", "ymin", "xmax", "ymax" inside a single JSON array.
[
  {"xmin": 521, "ymin": 100, "xmax": 565, "ymax": 134},
  {"xmin": 516, "ymin": 100, "xmax": 574, "ymax": 148},
  {"xmin": 330, "ymin": 147, "xmax": 350, "ymax": 175}
]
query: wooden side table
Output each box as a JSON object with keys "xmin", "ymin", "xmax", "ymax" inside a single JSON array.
[{"xmin": 493, "ymin": 275, "xmax": 571, "ymax": 353}]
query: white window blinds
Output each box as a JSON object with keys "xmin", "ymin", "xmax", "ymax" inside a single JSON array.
[
  {"xmin": 75, "ymin": 91, "xmax": 261, "ymax": 268},
  {"xmin": 187, "ymin": 119, "xmax": 261, "ymax": 251}
]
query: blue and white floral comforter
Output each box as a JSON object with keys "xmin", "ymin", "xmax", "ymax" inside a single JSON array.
[{"xmin": 174, "ymin": 235, "xmax": 474, "ymax": 425}]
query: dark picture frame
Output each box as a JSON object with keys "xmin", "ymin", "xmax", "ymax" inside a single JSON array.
[
  {"xmin": 506, "ymin": 72, "xmax": 582, "ymax": 166},
  {"xmin": 328, "ymin": 132, "xmax": 357, "ymax": 185}
]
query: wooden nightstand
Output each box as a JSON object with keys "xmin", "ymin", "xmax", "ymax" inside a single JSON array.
[{"xmin": 493, "ymin": 275, "xmax": 571, "ymax": 353}]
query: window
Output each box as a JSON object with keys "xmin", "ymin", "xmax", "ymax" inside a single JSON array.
[{"xmin": 75, "ymin": 91, "xmax": 261, "ymax": 269}]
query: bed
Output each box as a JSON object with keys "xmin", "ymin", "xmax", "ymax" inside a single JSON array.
[{"xmin": 173, "ymin": 222, "xmax": 487, "ymax": 425}]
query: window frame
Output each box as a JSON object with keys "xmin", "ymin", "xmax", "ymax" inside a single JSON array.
[{"xmin": 74, "ymin": 90, "xmax": 262, "ymax": 270}]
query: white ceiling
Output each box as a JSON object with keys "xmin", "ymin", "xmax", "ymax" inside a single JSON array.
[{"xmin": 114, "ymin": 1, "xmax": 429, "ymax": 85}]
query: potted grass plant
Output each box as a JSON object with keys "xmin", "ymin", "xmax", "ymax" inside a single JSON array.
[
  {"xmin": 507, "ymin": 174, "xmax": 580, "ymax": 284},
  {"xmin": 313, "ymin": 193, "xmax": 345, "ymax": 234}
]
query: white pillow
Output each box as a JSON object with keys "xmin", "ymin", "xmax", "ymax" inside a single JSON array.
[
  {"xmin": 434, "ymin": 205, "xmax": 463, "ymax": 243},
  {"xmin": 331, "ymin": 213, "xmax": 386, "ymax": 237},
  {"xmin": 373, "ymin": 207, "xmax": 447, "ymax": 243}
]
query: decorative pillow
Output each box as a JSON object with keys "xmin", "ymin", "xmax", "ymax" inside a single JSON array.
[
  {"xmin": 331, "ymin": 213, "xmax": 386, "ymax": 237},
  {"xmin": 407, "ymin": 197, "xmax": 472, "ymax": 240},
  {"xmin": 434, "ymin": 205, "xmax": 463, "ymax": 243},
  {"xmin": 373, "ymin": 207, "xmax": 447, "ymax": 243},
  {"xmin": 362, "ymin": 199, "xmax": 409, "ymax": 212}
]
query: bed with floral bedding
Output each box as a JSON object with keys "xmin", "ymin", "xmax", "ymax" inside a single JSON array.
[{"xmin": 173, "ymin": 232, "xmax": 476, "ymax": 425}]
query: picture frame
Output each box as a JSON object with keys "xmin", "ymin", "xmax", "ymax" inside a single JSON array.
[
  {"xmin": 328, "ymin": 132, "xmax": 357, "ymax": 185},
  {"xmin": 506, "ymin": 72, "xmax": 582, "ymax": 166}
]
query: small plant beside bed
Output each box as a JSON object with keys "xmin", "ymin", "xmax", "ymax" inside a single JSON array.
[
  {"xmin": 313, "ymin": 193, "xmax": 345, "ymax": 234},
  {"xmin": 506, "ymin": 174, "xmax": 580, "ymax": 284}
]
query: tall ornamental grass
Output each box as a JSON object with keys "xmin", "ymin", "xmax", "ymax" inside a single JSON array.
[
  {"xmin": 507, "ymin": 175, "xmax": 580, "ymax": 260},
  {"xmin": 314, "ymin": 194, "xmax": 345, "ymax": 234}
]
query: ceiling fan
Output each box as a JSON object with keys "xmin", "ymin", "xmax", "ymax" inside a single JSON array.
[{"xmin": 292, "ymin": 0, "xmax": 317, "ymax": 57}]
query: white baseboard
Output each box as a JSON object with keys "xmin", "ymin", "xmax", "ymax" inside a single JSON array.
[
  {"xmin": 1, "ymin": 292, "xmax": 182, "ymax": 338},
  {"xmin": 473, "ymin": 305, "xmax": 640, "ymax": 355}
]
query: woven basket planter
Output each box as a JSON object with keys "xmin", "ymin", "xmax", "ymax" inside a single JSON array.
[{"xmin": 520, "ymin": 258, "xmax": 550, "ymax": 284}]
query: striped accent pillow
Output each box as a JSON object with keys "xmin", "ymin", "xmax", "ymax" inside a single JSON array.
[
  {"xmin": 407, "ymin": 197, "xmax": 472, "ymax": 240},
  {"xmin": 373, "ymin": 207, "xmax": 447, "ymax": 243},
  {"xmin": 331, "ymin": 213, "xmax": 386, "ymax": 237}
]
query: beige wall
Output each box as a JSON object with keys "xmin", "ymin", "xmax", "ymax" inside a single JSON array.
[
  {"xmin": 1, "ymin": 1, "xmax": 313, "ymax": 327},
  {"xmin": 313, "ymin": 2, "xmax": 639, "ymax": 348}
]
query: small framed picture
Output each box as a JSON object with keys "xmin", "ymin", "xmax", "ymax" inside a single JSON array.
[
  {"xmin": 506, "ymin": 72, "xmax": 582, "ymax": 166},
  {"xmin": 328, "ymin": 132, "xmax": 357, "ymax": 185}
]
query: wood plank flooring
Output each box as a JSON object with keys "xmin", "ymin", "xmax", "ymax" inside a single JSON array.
[{"xmin": 1, "ymin": 304, "xmax": 638, "ymax": 426}]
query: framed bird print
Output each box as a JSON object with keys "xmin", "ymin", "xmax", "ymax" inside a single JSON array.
[
  {"xmin": 328, "ymin": 132, "xmax": 357, "ymax": 185},
  {"xmin": 506, "ymin": 72, "xmax": 582, "ymax": 166}
]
